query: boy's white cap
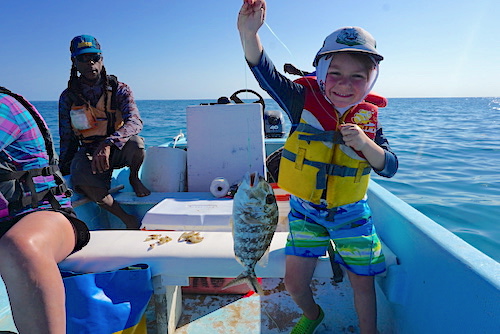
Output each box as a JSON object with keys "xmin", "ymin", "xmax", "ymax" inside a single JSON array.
[{"xmin": 313, "ymin": 27, "xmax": 383, "ymax": 66}]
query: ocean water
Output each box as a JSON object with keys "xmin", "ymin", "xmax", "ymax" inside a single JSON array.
[{"xmin": 32, "ymin": 97, "xmax": 500, "ymax": 262}]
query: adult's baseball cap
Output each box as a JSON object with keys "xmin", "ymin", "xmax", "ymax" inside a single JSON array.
[
  {"xmin": 313, "ymin": 27, "xmax": 383, "ymax": 67},
  {"xmin": 70, "ymin": 35, "xmax": 102, "ymax": 57}
]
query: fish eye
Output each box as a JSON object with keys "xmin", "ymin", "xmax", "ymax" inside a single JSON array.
[{"xmin": 266, "ymin": 194, "xmax": 276, "ymax": 204}]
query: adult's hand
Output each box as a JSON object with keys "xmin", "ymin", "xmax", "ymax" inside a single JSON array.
[{"xmin": 91, "ymin": 141, "xmax": 112, "ymax": 174}]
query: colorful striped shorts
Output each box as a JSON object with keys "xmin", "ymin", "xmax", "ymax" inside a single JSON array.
[{"xmin": 285, "ymin": 195, "xmax": 386, "ymax": 276}]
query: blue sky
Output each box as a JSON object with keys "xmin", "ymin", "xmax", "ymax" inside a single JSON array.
[{"xmin": 1, "ymin": 0, "xmax": 499, "ymax": 101}]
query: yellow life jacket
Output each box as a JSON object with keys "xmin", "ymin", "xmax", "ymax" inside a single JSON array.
[
  {"xmin": 70, "ymin": 84, "xmax": 123, "ymax": 144},
  {"xmin": 278, "ymin": 77, "xmax": 386, "ymax": 208}
]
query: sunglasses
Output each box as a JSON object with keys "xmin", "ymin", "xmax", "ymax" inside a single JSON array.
[{"xmin": 75, "ymin": 54, "xmax": 102, "ymax": 63}]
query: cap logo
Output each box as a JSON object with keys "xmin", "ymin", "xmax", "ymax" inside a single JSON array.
[
  {"xmin": 77, "ymin": 41, "xmax": 94, "ymax": 48},
  {"xmin": 336, "ymin": 28, "xmax": 366, "ymax": 47}
]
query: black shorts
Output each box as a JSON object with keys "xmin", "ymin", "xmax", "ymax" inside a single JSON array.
[
  {"xmin": 70, "ymin": 135, "xmax": 145, "ymax": 192},
  {"xmin": 0, "ymin": 208, "xmax": 90, "ymax": 254}
]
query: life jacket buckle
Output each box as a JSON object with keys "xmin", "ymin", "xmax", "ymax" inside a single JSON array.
[
  {"xmin": 40, "ymin": 166, "xmax": 55, "ymax": 176},
  {"xmin": 27, "ymin": 166, "xmax": 52, "ymax": 177},
  {"xmin": 51, "ymin": 184, "xmax": 72, "ymax": 197},
  {"xmin": 326, "ymin": 164, "xmax": 346, "ymax": 176},
  {"xmin": 65, "ymin": 189, "xmax": 74, "ymax": 197}
]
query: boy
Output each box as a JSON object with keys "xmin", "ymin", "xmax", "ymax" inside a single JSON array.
[{"xmin": 238, "ymin": 1, "xmax": 398, "ymax": 333}]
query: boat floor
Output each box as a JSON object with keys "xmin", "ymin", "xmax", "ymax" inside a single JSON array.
[
  {"xmin": 145, "ymin": 277, "xmax": 393, "ymax": 334},
  {"xmin": 1, "ymin": 277, "xmax": 392, "ymax": 334}
]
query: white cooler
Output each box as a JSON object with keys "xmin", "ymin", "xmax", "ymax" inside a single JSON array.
[{"xmin": 140, "ymin": 192, "xmax": 233, "ymax": 231}]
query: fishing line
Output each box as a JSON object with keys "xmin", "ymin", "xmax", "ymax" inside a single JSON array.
[
  {"xmin": 263, "ymin": 23, "xmax": 321, "ymax": 212},
  {"xmin": 240, "ymin": 12, "xmax": 335, "ymax": 295},
  {"xmin": 240, "ymin": 22, "xmax": 276, "ymax": 177},
  {"xmin": 242, "ymin": 13, "xmax": 323, "ymax": 223},
  {"xmin": 264, "ymin": 19, "xmax": 332, "ymax": 134},
  {"xmin": 261, "ymin": 22, "xmax": 329, "ymax": 251},
  {"xmin": 264, "ymin": 22, "xmax": 294, "ymax": 59},
  {"xmin": 262, "ymin": 300, "xmax": 282, "ymax": 331},
  {"xmin": 263, "ymin": 21, "xmax": 315, "ymax": 89},
  {"xmin": 247, "ymin": 10, "xmax": 382, "ymax": 280},
  {"xmin": 239, "ymin": 34, "xmax": 255, "ymax": 174},
  {"xmin": 241, "ymin": 36, "xmax": 250, "ymax": 100}
]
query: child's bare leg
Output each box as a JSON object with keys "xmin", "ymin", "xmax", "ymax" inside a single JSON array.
[
  {"xmin": 347, "ymin": 271, "xmax": 377, "ymax": 334},
  {"xmin": 284, "ymin": 255, "xmax": 320, "ymax": 319}
]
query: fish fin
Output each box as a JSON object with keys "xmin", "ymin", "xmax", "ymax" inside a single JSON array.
[
  {"xmin": 234, "ymin": 256, "xmax": 245, "ymax": 267},
  {"xmin": 248, "ymin": 276, "xmax": 265, "ymax": 295},
  {"xmin": 257, "ymin": 246, "xmax": 271, "ymax": 267},
  {"xmin": 223, "ymin": 272, "xmax": 265, "ymax": 295}
]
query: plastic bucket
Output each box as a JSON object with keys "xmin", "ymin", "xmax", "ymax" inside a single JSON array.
[{"xmin": 140, "ymin": 146, "xmax": 186, "ymax": 192}]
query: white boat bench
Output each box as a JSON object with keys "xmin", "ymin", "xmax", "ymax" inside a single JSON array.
[{"xmin": 59, "ymin": 230, "xmax": 397, "ymax": 334}]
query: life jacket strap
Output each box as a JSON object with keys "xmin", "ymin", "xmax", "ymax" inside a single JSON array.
[
  {"xmin": 0, "ymin": 170, "xmax": 26, "ymax": 182},
  {"xmin": 295, "ymin": 123, "xmax": 344, "ymax": 144},
  {"xmin": 282, "ymin": 149, "xmax": 371, "ymax": 190},
  {"xmin": 325, "ymin": 164, "xmax": 372, "ymax": 178},
  {"xmin": 1, "ymin": 166, "xmax": 61, "ymax": 182},
  {"xmin": 28, "ymin": 165, "xmax": 60, "ymax": 177},
  {"xmin": 2, "ymin": 165, "xmax": 71, "ymax": 211},
  {"xmin": 18, "ymin": 182, "xmax": 72, "ymax": 210},
  {"xmin": 80, "ymin": 134, "xmax": 108, "ymax": 144}
]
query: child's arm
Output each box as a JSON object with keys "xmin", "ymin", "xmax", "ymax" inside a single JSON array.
[
  {"xmin": 340, "ymin": 123, "xmax": 386, "ymax": 170},
  {"xmin": 237, "ymin": 0, "xmax": 266, "ymax": 66}
]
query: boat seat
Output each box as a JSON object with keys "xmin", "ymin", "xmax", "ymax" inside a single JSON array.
[
  {"xmin": 59, "ymin": 230, "xmax": 398, "ymax": 334},
  {"xmin": 113, "ymin": 191, "xmax": 174, "ymax": 206}
]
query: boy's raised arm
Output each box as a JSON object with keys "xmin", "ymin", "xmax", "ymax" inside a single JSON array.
[{"xmin": 237, "ymin": 0, "xmax": 266, "ymax": 66}]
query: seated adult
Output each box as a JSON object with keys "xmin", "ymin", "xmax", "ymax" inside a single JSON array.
[
  {"xmin": 58, "ymin": 35, "xmax": 150, "ymax": 229},
  {"xmin": 0, "ymin": 86, "xmax": 90, "ymax": 334}
]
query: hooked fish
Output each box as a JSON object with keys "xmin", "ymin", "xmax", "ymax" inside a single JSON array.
[{"xmin": 224, "ymin": 172, "xmax": 279, "ymax": 295}]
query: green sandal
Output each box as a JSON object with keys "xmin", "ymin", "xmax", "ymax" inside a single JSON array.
[{"xmin": 290, "ymin": 305, "xmax": 325, "ymax": 334}]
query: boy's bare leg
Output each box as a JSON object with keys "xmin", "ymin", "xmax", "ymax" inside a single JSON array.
[
  {"xmin": 284, "ymin": 255, "xmax": 321, "ymax": 320},
  {"xmin": 347, "ymin": 271, "xmax": 377, "ymax": 334}
]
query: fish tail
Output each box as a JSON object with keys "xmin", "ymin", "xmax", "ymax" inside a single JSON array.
[{"xmin": 222, "ymin": 272, "xmax": 265, "ymax": 295}]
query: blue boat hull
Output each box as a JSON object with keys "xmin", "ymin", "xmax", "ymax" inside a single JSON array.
[{"xmin": 367, "ymin": 181, "xmax": 500, "ymax": 333}]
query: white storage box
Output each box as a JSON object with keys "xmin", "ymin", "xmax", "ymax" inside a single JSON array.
[
  {"xmin": 186, "ymin": 103, "xmax": 266, "ymax": 192},
  {"xmin": 141, "ymin": 192, "xmax": 233, "ymax": 231}
]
